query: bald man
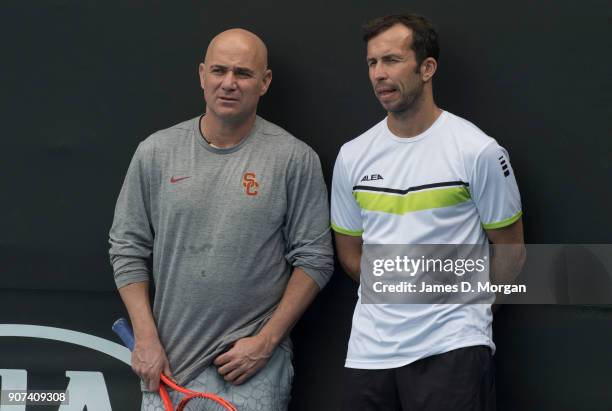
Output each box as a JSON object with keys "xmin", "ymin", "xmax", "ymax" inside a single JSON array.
[{"xmin": 109, "ymin": 28, "xmax": 333, "ymax": 410}]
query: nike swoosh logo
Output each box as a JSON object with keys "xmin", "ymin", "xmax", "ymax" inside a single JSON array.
[{"xmin": 170, "ymin": 176, "xmax": 191, "ymax": 183}]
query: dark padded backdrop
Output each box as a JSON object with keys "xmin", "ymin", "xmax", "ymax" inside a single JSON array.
[{"xmin": 1, "ymin": 1, "xmax": 610, "ymax": 410}]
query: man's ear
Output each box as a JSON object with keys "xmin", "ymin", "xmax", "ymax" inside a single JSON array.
[
  {"xmin": 420, "ymin": 57, "xmax": 437, "ymax": 82},
  {"xmin": 260, "ymin": 69, "xmax": 272, "ymax": 96},
  {"xmin": 198, "ymin": 63, "xmax": 206, "ymax": 90}
]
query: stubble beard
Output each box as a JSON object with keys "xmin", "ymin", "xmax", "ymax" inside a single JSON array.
[{"xmin": 386, "ymin": 80, "xmax": 425, "ymax": 118}]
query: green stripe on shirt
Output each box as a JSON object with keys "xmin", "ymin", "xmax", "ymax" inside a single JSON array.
[
  {"xmin": 482, "ymin": 210, "xmax": 523, "ymax": 229},
  {"xmin": 331, "ymin": 223, "xmax": 364, "ymax": 236},
  {"xmin": 353, "ymin": 186, "xmax": 471, "ymax": 215}
]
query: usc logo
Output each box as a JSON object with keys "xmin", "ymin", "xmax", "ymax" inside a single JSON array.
[{"xmin": 242, "ymin": 172, "xmax": 259, "ymax": 196}]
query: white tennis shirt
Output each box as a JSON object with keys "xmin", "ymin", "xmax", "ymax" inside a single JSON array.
[{"xmin": 331, "ymin": 110, "xmax": 522, "ymax": 369}]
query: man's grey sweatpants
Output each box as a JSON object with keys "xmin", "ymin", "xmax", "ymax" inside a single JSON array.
[{"xmin": 141, "ymin": 346, "xmax": 293, "ymax": 411}]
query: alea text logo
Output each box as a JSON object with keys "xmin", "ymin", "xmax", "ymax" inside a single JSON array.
[{"xmin": 361, "ymin": 174, "xmax": 384, "ymax": 182}]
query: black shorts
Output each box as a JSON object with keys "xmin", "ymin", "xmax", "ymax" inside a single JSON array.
[{"xmin": 342, "ymin": 345, "xmax": 495, "ymax": 411}]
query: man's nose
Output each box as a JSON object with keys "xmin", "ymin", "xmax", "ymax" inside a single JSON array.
[
  {"xmin": 372, "ymin": 62, "xmax": 387, "ymax": 81},
  {"xmin": 221, "ymin": 71, "xmax": 237, "ymax": 89}
]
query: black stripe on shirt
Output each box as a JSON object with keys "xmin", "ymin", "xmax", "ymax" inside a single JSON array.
[{"xmin": 352, "ymin": 180, "xmax": 470, "ymax": 195}]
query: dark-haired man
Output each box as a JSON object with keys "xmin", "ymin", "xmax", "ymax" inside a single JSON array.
[
  {"xmin": 110, "ymin": 28, "xmax": 333, "ymax": 410},
  {"xmin": 331, "ymin": 14, "xmax": 525, "ymax": 410}
]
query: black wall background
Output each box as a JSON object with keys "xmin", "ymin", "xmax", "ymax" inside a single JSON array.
[{"xmin": 1, "ymin": 1, "xmax": 610, "ymax": 410}]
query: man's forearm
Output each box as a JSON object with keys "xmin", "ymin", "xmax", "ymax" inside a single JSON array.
[
  {"xmin": 340, "ymin": 258, "xmax": 360, "ymax": 283},
  {"xmin": 334, "ymin": 233, "xmax": 362, "ymax": 283},
  {"xmin": 118, "ymin": 281, "xmax": 159, "ymax": 340},
  {"xmin": 490, "ymin": 244, "xmax": 526, "ymax": 285},
  {"xmin": 118, "ymin": 281, "xmax": 173, "ymax": 387},
  {"xmin": 485, "ymin": 220, "xmax": 526, "ymax": 306},
  {"xmin": 257, "ymin": 267, "xmax": 320, "ymax": 347},
  {"xmin": 490, "ymin": 244, "xmax": 526, "ymax": 306}
]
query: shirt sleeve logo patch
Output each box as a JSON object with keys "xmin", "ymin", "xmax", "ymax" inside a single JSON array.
[
  {"xmin": 498, "ymin": 156, "xmax": 510, "ymax": 177},
  {"xmin": 242, "ymin": 172, "xmax": 259, "ymax": 196}
]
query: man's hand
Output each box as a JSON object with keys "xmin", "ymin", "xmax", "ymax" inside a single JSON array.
[
  {"xmin": 213, "ymin": 268, "xmax": 319, "ymax": 385},
  {"xmin": 132, "ymin": 335, "xmax": 172, "ymax": 391},
  {"xmin": 213, "ymin": 335, "xmax": 275, "ymax": 385}
]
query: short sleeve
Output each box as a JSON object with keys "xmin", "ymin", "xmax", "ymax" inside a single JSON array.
[
  {"xmin": 331, "ymin": 149, "xmax": 364, "ymax": 236},
  {"xmin": 470, "ymin": 142, "xmax": 522, "ymax": 229}
]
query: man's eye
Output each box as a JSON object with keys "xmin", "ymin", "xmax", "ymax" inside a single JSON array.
[
  {"xmin": 367, "ymin": 60, "xmax": 376, "ymax": 67},
  {"xmin": 235, "ymin": 71, "xmax": 252, "ymax": 78}
]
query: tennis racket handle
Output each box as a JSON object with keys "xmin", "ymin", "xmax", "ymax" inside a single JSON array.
[{"xmin": 112, "ymin": 317, "xmax": 135, "ymax": 351}]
